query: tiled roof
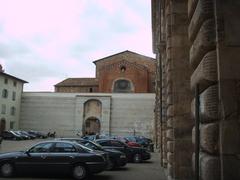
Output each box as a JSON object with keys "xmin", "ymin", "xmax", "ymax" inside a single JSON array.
[
  {"xmin": 55, "ymin": 78, "xmax": 98, "ymax": 87},
  {"xmin": 0, "ymin": 72, "xmax": 28, "ymax": 83},
  {"xmin": 93, "ymin": 50, "xmax": 155, "ymax": 64}
]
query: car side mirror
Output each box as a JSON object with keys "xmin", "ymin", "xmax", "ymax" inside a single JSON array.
[{"xmin": 25, "ymin": 150, "xmax": 31, "ymax": 156}]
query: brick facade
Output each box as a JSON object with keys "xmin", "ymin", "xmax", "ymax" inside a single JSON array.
[{"xmin": 55, "ymin": 51, "xmax": 156, "ymax": 93}]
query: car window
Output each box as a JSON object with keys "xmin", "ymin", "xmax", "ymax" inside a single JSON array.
[
  {"xmin": 98, "ymin": 140, "xmax": 111, "ymax": 146},
  {"xmin": 53, "ymin": 142, "xmax": 77, "ymax": 153},
  {"xmin": 111, "ymin": 140, "xmax": 124, "ymax": 147},
  {"xmin": 29, "ymin": 142, "xmax": 53, "ymax": 153},
  {"xmin": 83, "ymin": 142, "xmax": 100, "ymax": 150}
]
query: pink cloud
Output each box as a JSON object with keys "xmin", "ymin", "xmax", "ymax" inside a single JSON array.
[
  {"xmin": 24, "ymin": 77, "xmax": 61, "ymax": 92},
  {"xmin": 0, "ymin": 0, "xmax": 86, "ymax": 40}
]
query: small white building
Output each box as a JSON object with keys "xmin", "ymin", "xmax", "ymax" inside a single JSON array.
[{"xmin": 0, "ymin": 65, "xmax": 27, "ymax": 133}]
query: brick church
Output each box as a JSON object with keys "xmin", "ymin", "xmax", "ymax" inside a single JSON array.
[
  {"xmin": 55, "ymin": 50, "xmax": 156, "ymax": 93},
  {"xmin": 18, "ymin": 51, "xmax": 156, "ymax": 138}
]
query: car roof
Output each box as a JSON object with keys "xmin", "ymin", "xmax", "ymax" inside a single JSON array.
[
  {"xmin": 34, "ymin": 140, "xmax": 78, "ymax": 145},
  {"xmin": 56, "ymin": 138, "xmax": 87, "ymax": 142}
]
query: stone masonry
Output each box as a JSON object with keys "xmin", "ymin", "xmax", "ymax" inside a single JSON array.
[
  {"xmin": 152, "ymin": 0, "xmax": 240, "ymax": 179},
  {"xmin": 152, "ymin": 0, "xmax": 193, "ymax": 179}
]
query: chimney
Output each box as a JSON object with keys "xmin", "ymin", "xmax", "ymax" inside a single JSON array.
[{"xmin": 0, "ymin": 64, "xmax": 4, "ymax": 72}]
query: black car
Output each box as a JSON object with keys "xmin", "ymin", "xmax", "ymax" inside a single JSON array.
[
  {"xmin": 95, "ymin": 139, "xmax": 151, "ymax": 163},
  {"xmin": 2, "ymin": 131, "xmax": 23, "ymax": 140},
  {"xmin": 82, "ymin": 134, "xmax": 110, "ymax": 141},
  {"xmin": 20, "ymin": 131, "xmax": 37, "ymax": 139},
  {"xmin": 28, "ymin": 130, "xmax": 48, "ymax": 139},
  {"xmin": 58, "ymin": 138, "xmax": 127, "ymax": 170},
  {"xmin": 14, "ymin": 131, "xmax": 31, "ymax": 140},
  {"xmin": 0, "ymin": 140, "xmax": 108, "ymax": 179}
]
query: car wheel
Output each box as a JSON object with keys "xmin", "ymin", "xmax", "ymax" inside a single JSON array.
[
  {"xmin": 107, "ymin": 159, "xmax": 115, "ymax": 170},
  {"xmin": 0, "ymin": 162, "xmax": 14, "ymax": 177},
  {"xmin": 72, "ymin": 164, "xmax": 87, "ymax": 180},
  {"xmin": 133, "ymin": 154, "xmax": 142, "ymax": 163}
]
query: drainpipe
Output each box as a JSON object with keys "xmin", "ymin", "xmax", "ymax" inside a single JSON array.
[
  {"xmin": 158, "ymin": 0, "xmax": 163, "ymax": 166},
  {"xmin": 195, "ymin": 84, "xmax": 200, "ymax": 180}
]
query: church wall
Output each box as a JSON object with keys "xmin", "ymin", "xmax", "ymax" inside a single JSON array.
[
  {"xmin": 94, "ymin": 51, "xmax": 156, "ymax": 78},
  {"xmin": 95, "ymin": 51, "xmax": 156, "ymax": 93},
  {"xmin": 98, "ymin": 61, "xmax": 149, "ymax": 93},
  {"xmin": 55, "ymin": 86, "xmax": 99, "ymax": 93}
]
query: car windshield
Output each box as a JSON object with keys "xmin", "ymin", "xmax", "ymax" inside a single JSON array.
[
  {"xmin": 83, "ymin": 141, "xmax": 104, "ymax": 151},
  {"xmin": 10, "ymin": 131, "xmax": 19, "ymax": 136},
  {"xmin": 125, "ymin": 136, "xmax": 136, "ymax": 142},
  {"xmin": 74, "ymin": 143, "xmax": 93, "ymax": 152}
]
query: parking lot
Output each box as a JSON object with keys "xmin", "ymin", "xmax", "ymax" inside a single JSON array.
[{"xmin": 0, "ymin": 139, "xmax": 167, "ymax": 180}]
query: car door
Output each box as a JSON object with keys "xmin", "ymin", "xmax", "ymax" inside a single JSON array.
[
  {"xmin": 3, "ymin": 131, "xmax": 13, "ymax": 140},
  {"xmin": 109, "ymin": 140, "xmax": 126, "ymax": 152},
  {"xmin": 46, "ymin": 142, "xmax": 79, "ymax": 174},
  {"xmin": 98, "ymin": 140, "xmax": 116, "ymax": 150},
  {"xmin": 15, "ymin": 142, "xmax": 54, "ymax": 174},
  {"xmin": 110, "ymin": 140, "xmax": 133, "ymax": 160}
]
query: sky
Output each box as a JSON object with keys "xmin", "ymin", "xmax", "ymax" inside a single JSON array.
[{"xmin": 0, "ymin": 0, "xmax": 154, "ymax": 92}]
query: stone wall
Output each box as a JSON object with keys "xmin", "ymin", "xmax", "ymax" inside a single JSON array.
[
  {"xmin": 152, "ymin": 0, "xmax": 193, "ymax": 179},
  {"xmin": 152, "ymin": 0, "xmax": 240, "ymax": 179},
  {"xmin": 214, "ymin": 1, "xmax": 240, "ymax": 179},
  {"xmin": 188, "ymin": 1, "xmax": 221, "ymax": 179}
]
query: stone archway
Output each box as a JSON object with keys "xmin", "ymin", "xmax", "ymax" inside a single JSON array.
[
  {"xmin": 84, "ymin": 117, "xmax": 101, "ymax": 135},
  {"xmin": 0, "ymin": 119, "xmax": 6, "ymax": 135},
  {"xmin": 83, "ymin": 99, "xmax": 102, "ymax": 135}
]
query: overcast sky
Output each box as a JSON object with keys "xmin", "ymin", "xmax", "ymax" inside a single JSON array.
[{"xmin": 0, "ymin": 0, "xmax": 154, "ymax": 91}]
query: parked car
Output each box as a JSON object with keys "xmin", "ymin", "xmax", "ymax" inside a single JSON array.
[
  {"xmin": 14, "ymin": 131, "xmax": 31, "ymax": 140},
  {"xmin": 112, "ymin": 135, "xmax": 141, "ymax": 147},
  {"xmin": 27, "ymin": 130, "xmax": 48, "ymax": 139},
  {"xmin": 2, "ymin": 131, "xmax": 23, "ymax": 140},
  {"xmin": 125, "ymin": 136, "xmax": 154, "ymax": 152},
  {"xmin": 0, "ymin": 140, "xmax": 108, "ymax": 179},
  {"xmin": 58, "ymin": 138, "xmax": 127, "ymax": 170},
  {"xmin": 19, "ymin": 131, "xmax": 37, "ymax": 139},
  {"xmin": 82, "ymin": 134, "xmax": 110, "ymax": 141},
  {"xmin": 95, "ymin": 139, "xmax": 151, "ymax": 163}
]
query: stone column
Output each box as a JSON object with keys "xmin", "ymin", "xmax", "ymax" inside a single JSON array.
[{"xmin": 158, "ymin": 0, "xmax": 194, "ymax": 179}]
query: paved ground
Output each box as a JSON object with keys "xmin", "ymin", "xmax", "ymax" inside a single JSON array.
[{"xmin": 0, "ymin": 139, "xmax": 167, "ymax": 180}]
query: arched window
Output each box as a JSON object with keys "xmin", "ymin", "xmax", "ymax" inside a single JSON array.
[{"xmin": 113, "ymin": 79, "xmax": 133, "ymax": 93}]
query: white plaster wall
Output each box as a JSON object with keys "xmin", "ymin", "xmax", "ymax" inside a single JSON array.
[
  {"xmin": 20, "ymin": 95, "xmax": 76, "ymax": 137},
  {"xmin": 19, "ymin": 93, "xmax": 155, "ymax": 138},
  {"xmin": 110, "ymin": 94, "xmax": 155, "ymax": 138}
]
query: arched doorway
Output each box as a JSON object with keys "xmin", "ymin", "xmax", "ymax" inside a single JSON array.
[
  {"xmin": 84, "ymin": 117, "xmax": 100, "ymax": 135},
  {"xmin": 0, "ymin": 119, "xmax": 6, "ymax": 135}
]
